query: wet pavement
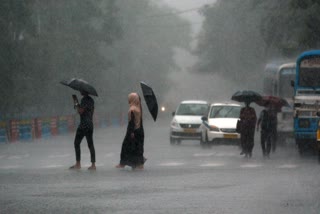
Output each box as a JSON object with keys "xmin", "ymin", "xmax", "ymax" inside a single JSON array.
[{"xmin": 1, "ymin": 119, "xmax": 320, "ymax": 214}]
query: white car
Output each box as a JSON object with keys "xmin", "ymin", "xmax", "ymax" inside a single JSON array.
[
  {"xmin": 200, "ymin": 102, "xmax": 242, "ymax": 146},
  {"xmin": 170, "ymin": 100, "xmax": 209, "ymax": 145}
]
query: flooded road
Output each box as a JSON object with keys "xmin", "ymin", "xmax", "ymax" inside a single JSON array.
[{"xmin": 0, "ymin": 118, "xmax": 319, "ymax": 213}]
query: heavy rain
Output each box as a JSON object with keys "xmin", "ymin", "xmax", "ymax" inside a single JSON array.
[{"xmin": 1, "ymin": 0, "xmax": 320, "ymax": 213}]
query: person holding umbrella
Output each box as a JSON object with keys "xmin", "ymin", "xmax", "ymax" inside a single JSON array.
[
  {"xmin": 257, "ymin": 103, "xmax": 277, "ymax": 158},
  {"xmin": 239, "ymin": 102, "xmax": 257, "ymax": 158},
  {"xmin": 69, "ymin": 90, "xmax": 96, "ymax": 170},
  {"xmin": 232, "ymin": 90, "xmax": 260, "ymax": 158},
  {"xmin": 255, "ymin": 95, "xmax": 289, "ymax": 153},
  {"xmin": 116, "ymin": 92, "xmax": 146, "ymax": 170},
  {"xmin": 60, "ymin": 78, "xmax": 98, "ymax": 170}
]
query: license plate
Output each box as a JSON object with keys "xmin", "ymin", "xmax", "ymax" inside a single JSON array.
[
  {"xmin": 224, "ymin": 134, "xmax": 237, "ymax": 139},
  {"xmin": 184, "ymin": 128, "xmax": 196, "ymax": 133}
]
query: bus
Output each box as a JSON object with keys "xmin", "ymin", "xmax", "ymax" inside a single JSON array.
[
  {"xmin": 263, "ymin": 62, "xmax": 295, "ymax": 141},
  {"xmin": 292, "ymin": 50, "xmax": 320, "ymax": 157},
  {"xmin": 262, "ymin": 62, "xmax": 282, "ymax": 95}
]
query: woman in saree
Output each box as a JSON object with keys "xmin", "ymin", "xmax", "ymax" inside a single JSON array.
[{"xmin": 116, "ymin": 93, "xmax": 146, "ymax": 169}]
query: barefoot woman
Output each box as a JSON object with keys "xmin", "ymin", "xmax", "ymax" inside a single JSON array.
[{"xmin": 116, "ymin": 93, "xmax": 146, "ymax": 169}]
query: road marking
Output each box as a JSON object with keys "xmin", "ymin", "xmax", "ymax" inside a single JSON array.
[
  {"xmin": 158, "ymin": 162, "xmax": 185, "ymax": 166},
  {"xmin": 104, "ymin": 153, "xmax": 115, "ymax": 157},
  {"xmin": 277, "ymin": 164, "xmax": 298, "ymax": 169},
  {"xmin": 200, "ymin": 163, "xmax": 225, "ymax": 167},
  {"xmin": 215, "ymin": 152, "xmax": 238, "ymax": 157},
  {"xmin": 83, "ymin": 163, "xmax": 104, "ymax": 167},
  {"xmin": 193, "ymin": 153, "xmax": 215, "ymax": 157},
  {"xmin": 0, "ymin": 165, "xmax": 22, "ymax": 169},
  {"xmin": 8, "ymin": 154, "xmax": 30, "ymax": 159},
  {"xmin": 48, "ymin": 154, "xmax": 71, "ymax": 158},
  {"xmin": 41, "ymin": 164, "xmax": 64, "ymax": 168},
  {"xmin": 240, "ymin": 164, "xmax": 263, "ymax": 168}
]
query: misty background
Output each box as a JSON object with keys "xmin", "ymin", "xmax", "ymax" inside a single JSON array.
[{"xmin": 1, "ymin": 0, "xmax": 320, "ymax": 120}]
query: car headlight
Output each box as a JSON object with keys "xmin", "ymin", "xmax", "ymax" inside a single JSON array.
[
  {"xmin": 209, "ymin": 125, "xmax": 219, "ymax": 132},
  {"xmin": 171, "ymin": 119, "xmax": 179, "ymax": 128}
]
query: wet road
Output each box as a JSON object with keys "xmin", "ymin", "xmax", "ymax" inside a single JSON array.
[{"xmin": 0, "ymin": 118, "xmax": 320, "ymax": 214}]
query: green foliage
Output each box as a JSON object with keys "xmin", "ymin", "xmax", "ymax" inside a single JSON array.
[
  {"xmin": 195, "ymin": 0, "xmax": 266, "ymax": 83},
  {"xmin": 0, "ymin": 0, "xmax": 192, "ymax": 119},
  {"xmin": 0, "ymin": 0, "xmax": 122, "ymax": 118},
  {"xmin": 195, "ymin": 0, "xmax": 320, "ymax": 88}
]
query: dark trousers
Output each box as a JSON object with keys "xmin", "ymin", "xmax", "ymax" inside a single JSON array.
[
  {"xmin": 271, "ymin": 128, "xmax": 277, "ymax": 152},
  {"xmin": 240, "ymin": 128, "xmax": 255, "ymax": 155},
  {"xmin": 261, "ymin": 130, "xmax": 271, "ymax": 156},
  {"xmin": 74, "ymin": 128, "xmax": 95, "ymax": 163}
]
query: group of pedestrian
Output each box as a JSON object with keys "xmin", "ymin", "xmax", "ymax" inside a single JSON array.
[
  {"xmin": 68, "ymin": 89, "xmax": 279, "ymax": 170},
  {"xmin": 69, "ymin": 91, "xmax": 146, "ymax": 171},
  {"xmin": 238, "ymin": 102, "xmax": 278, "ymax": 158}
]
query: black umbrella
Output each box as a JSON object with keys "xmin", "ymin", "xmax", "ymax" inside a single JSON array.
[
  {"xmin": 231, "ymin": 90, "xmax": 262, "ymax": 104},
  {"xmin": 60, "ymin": 78, "xmax": 98, "ymax": 96},
  {"xmin": 140, "ymin": 81, "xmax": 158, "ymax": 121}
]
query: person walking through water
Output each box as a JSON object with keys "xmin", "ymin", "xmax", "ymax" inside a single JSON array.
[
  {"xmin": 239, "ymin": 102, "xmax": 257, "ymax": 158},
  {"xmin": 257, "ymin": 104, "xmax": 278, "ymax": 158},
  {"xmin": 116, "ymin": 92, "xmax": 146, "ymax": 170},
  {"xmin": 69, "ymin": 90, "xmax": 96, "ymax": 170}
]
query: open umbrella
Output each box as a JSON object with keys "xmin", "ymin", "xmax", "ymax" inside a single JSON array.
[
  {"xmin": 255, "ymin": 95, "xmax": 290, "ymax": 111},
  {"xmin": 231, "ymin": 90, "xmax": 262, "ymax": 104},
  {"xmin": 140, "ymin": 81, "xmax": 158, "ymax": 121},
  {"xmin": 60, "ymin": 78, "xmax": 98, "ymax": 96}
]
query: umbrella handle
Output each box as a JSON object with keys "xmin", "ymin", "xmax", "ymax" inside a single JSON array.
[
  {"xmin": 74, "ymin": 103, "xmax": 80, "ymax": 110},
  {"xmin": 72, "ymin": 94, "xmax": 79, "ymax": 105}
]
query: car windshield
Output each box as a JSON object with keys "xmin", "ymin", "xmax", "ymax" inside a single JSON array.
[
  {"xmin": 176, "ymin": 103, "xmax": 208, "ymax": 116},
  {"xmin": 209, "ymin": 106, "xmax": 241, "ymax": 118}
]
